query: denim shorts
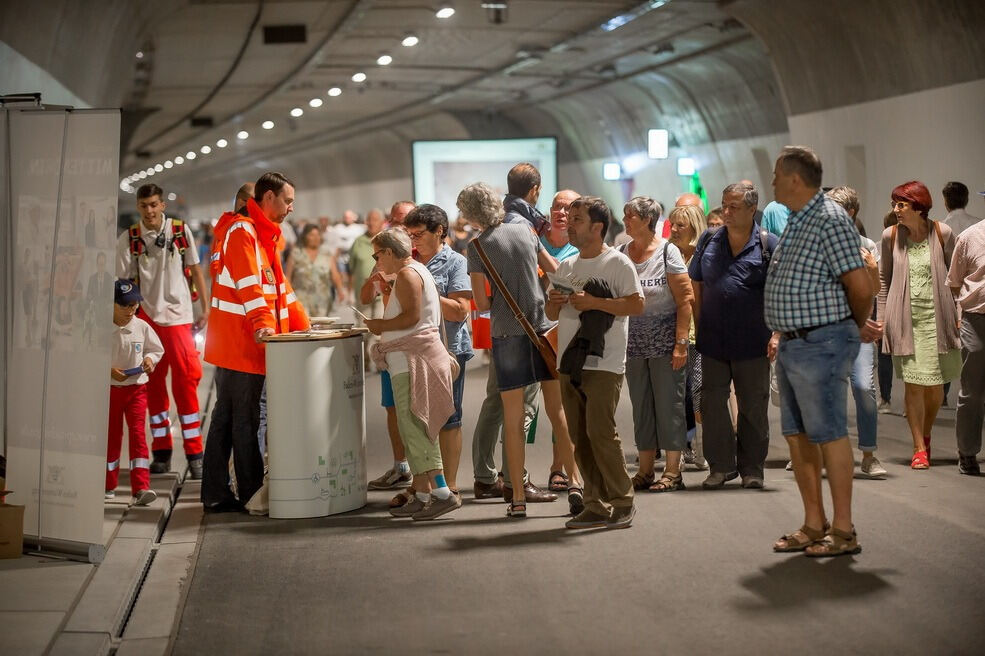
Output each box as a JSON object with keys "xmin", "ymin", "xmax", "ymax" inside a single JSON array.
[
  {"xmin": 491, "ymin": 334, "xmax": 555, "ymax": 392},
  {"xmin": 443, "ymin": 353, "xmax": 471, "ymax": 430},
  {"xmin": 777, "ymin": 319, "xmax": 860, "ymax": 443},
  {"xmin": 380, "ymin": 370, "xmax": 394, "ymax": 408}
]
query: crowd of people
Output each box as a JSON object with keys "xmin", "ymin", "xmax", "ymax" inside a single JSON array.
[{"xmin": 105, "ymin": 147, "xmax": 985, "ymax": 557}]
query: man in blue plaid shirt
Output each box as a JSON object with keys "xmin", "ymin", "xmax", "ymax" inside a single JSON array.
[{"xmin": 765, "ymin": 146, "xmax": 881, "ymax": 558}]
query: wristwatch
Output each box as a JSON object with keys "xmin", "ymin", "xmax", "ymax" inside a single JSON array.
[{"xmin": 676, "ymin": 338, "xmax": 689, "ymax": 346}]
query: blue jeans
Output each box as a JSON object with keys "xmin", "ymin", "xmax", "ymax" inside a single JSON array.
[
  {"xmin": 850, "ymin": 342, "xmax": 877, "ymax": 451},
  {"xmin": 777, "ymin": 319, "xmax": 860, "ymax": 444}
]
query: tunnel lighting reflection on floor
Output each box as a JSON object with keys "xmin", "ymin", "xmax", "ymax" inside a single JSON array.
[
  {"xmin": 237, "ymin": 131, "xmax": 249, "ymax": 140},
  {"xmin": 262, "ymin": 120, "xmax": 275, "ymax": 129},
  {"xmin": 216, "ymin": 139, "xmax": 228, "ymax": 148},
  {"xmin": 309, "ymin": 98, "xmax": 323, "ymax": 108},
  {"xmin": 291, "ymin": 107, "xmax": 304, "ymax": 117},
  {"xmin": 328, "ymin": 87, "xmax": 342, "ymax": 97},
  {"xmin": 352, "ymin": 72, "xmax": 366, "ymax": 82}
]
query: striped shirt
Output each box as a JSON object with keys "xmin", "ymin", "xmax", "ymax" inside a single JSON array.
[{"xmin": 764, "ymin": 191, "xmax": 863, "ymax": 332}]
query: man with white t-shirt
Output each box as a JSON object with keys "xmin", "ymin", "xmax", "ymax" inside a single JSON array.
[
  {"xmin": 117, "ymin": 183, "xmax": 210, "ymax": 478},
  {"xmin": 546, "ymin": 196, "xmax": 644, "ymax": 530}
]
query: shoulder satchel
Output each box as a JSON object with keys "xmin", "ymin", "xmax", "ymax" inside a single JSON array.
[{"xmin": 472, "ymin": 239, "xmax": 558, "ymax": 378}]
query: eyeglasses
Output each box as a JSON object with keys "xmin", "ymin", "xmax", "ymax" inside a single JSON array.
[
  {"xmin": 891, "ymin": 200, "xmax": 910, "ymax": 210},
  {"xmin": 405, "ymin": 229, "xmax": 427, "ymax": 241},
  {"xmin": 371, "ymin": 251, "xmax": 383, "ymax": 261}
]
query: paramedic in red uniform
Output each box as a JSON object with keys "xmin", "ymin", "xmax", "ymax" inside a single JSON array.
[
  {"xmin": 116, "ymin": 183, "xmax": 210, "ymax": 478},
  {"xmin": 201, "ymin": 172, "xmax": 310, "ymax": 512}
]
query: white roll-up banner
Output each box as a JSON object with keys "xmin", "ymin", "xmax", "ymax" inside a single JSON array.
[{"xmin": 3, "ymin": 107, "xmax": 120, "ymax": 559}]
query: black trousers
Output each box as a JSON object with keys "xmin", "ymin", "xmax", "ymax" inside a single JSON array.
[{"xmin": 201, "ymin": 367, "xmax": 265, "ymax": 507}]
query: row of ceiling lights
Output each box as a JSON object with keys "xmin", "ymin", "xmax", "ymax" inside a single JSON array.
[{"xmin": 121, "ymin": 4, "xmax": 457, "ymax": 193}]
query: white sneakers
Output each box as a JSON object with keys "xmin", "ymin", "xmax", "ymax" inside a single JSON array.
[
  {"xmin": 860, "ymin": 457, "xmax": 887, "ymax": 479},
  {"xmin": 133, "ymin": 489, "xmax": 158, "ymax": 506}
]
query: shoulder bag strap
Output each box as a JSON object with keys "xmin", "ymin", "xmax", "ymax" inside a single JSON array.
[{"xmin": 472, "ymin": 238, "xmax": 543, "ymax": 346}]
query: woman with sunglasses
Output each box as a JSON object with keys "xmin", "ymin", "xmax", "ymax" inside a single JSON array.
[
  {"xmin": 364, "ymin": 228, "xmax": 461, "ymax": 520},
  {"xmin": 402, "ymin": 204, "xmax": 473, "ymax": 497},
  {"xmin": 878, "ymin": 181, "xmax": 961, "ymax": 469}
]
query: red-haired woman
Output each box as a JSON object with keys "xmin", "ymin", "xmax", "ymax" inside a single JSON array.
[{"xmin": 877, "ymin": 181, "xmax": 961, "ymax": 469}]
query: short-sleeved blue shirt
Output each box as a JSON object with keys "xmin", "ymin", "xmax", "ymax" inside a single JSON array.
[
  {"xmin": 540, "ymin": 235, "xmax": 579, "ymax": 262},
  {"xmin": 423, "ymin": 245, "xmax": 473, "ymax": 358},
  {"xmin": 764, "ymin": 192, "xmax": 863, "ymax": 332},
  {"xmin": 689, "ymin": 224, "xmax": 778, "ymax": 361}
]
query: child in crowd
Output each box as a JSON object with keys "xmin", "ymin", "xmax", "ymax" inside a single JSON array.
[{"xmin": 106, "ymin": 279, "xmax": 164, "ymax": 506}]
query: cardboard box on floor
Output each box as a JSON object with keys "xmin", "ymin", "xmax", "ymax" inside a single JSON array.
[{"xmin": 0, "ymin": 490, "xmax": 25, "ymax": 559}]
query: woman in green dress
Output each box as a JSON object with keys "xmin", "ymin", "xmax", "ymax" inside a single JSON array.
[
  {"xmin": 285, "ymin": 223, "xmax": 346, "ymax": 317},
  {"xmin": 877, "ymin": 181, "xmax": 961, "ymax": 470}
]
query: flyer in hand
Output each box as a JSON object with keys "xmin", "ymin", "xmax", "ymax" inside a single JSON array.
[{"xmin": 546, "ymin": 272, "xmax": 586, "ymax": 295}]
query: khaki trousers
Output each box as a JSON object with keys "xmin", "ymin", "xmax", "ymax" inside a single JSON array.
[{"xmin": 559, "ymin": 371, "xmax": 633, "ymax": 515}]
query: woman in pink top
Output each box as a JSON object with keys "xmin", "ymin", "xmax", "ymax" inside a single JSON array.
[{"xmin": 877, "ymin": 181, "xmax": 961, "ymax": 470}]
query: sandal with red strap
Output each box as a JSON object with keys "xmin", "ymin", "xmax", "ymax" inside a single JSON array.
[{"xmin": 911, "ymin": 450, "xmax": 929, "ymax": 470}]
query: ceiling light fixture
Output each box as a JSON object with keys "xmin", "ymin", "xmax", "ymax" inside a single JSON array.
[
  {"xmin": 677, "ymin": 156, "xmax": 696, "ymax": 176},
  {"xmin": 352, "ymin": 72, "xmax": 367, "ymax": 83},
  {"xmin": 602, "ymin": 162, "xmax": 622, "ymax": 181},
  {"xmin": 647, "ymin": 129, "xmax": 669, "ymax": 159},
  {"xmin": 237, "ymin": 130, "xmax": 249, "ymax": 140},
  {"xmin": 328, "ymin": 87, "xmax": 342, "ymax": 97},
  {"xmin": 174, "ymin": 156, "xmax": 184, "ymax": 164},
  {"xmin": 186, "ymin": 151, "xmax": 197, "ymax": 160},
  {"xmin": 138, "ymin": 171, "xmax": 147, "ymax": 179},
  {"xmin": 377, "ymin": 54, "xmax": 393, "ymax": 66},
  {"xmin": 401, "ymin": 34, "xmax": 419, "ymax": 47},
  {"xmin": 601, "ymin": 0, "xmax": 670, "ymax": 32},
  {"xmin": 135, "ymin": 51, "xmax": 144, "ymax": 59},
  {"xmin": 262, "ymin": 120, "xmax": 275, "ymax": 130},
  {"xmin": 167, "ymin": 192, "xmax": 177, "ymax": 201},
  {"xmin": 436, "ymin": 5, "xmax": 455, "ymax": 19},
  {"xmin": 309, "ymin": 97, "xmax": 323, "ymax": 108},
  {"xmin": 201, "ymin": 145, "xmax": 212, "ymax": 154},
  {"xmin": 164, "ymin": 160, "xmax": 173, "ymax": 168},
  {"xmin": 154, "ymin": 163, "xmax": 164, "ymax": 172},
  {"xmin": 216, "ymin": 138, "xmax": 228, "ymax": 148},
  {"xmin": 147, "ymin": 168, "xmax": 155, "ymax": 176},
  {"xmin": 290, "ymin": 107, "xmax": 304, "ymax": 117}
]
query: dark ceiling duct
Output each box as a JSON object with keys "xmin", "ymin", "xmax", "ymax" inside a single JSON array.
[{"xmin": 263, "ymin": 24, "xmax": 307, "ymax": 44}]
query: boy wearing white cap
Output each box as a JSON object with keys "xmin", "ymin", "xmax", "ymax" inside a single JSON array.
[{"xmin": 107, "ymin": 279, "xmax": 165, "ymax": 506}]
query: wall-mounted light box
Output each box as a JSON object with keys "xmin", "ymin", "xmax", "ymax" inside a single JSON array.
[
  {"xmin": 603, "ymin": 162, "xmax": 622, "ymax": 180},
  {"xmin": 647, "ymin": 129, "xmax": 669, "ymax": 159},
  {"xmin": 677, "ymin": 157, "xmax": 696, "ymax": 176}
]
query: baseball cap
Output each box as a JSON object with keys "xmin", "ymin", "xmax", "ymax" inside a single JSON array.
[{"xmin": 114, "ymin": 279, "xmax": 143, "ymax": 305}]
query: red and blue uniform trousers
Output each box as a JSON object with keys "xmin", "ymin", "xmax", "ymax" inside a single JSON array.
[
  {"xmin": 106, "ymin": 384, "xmax": 151, "ymax": 495},
  {"xmin": 138, "ymin": 309, "xmax": 204, "ymax": 461}
]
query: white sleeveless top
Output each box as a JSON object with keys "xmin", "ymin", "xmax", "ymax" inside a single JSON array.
[{"xmin": 381, "ymin": 259, "xmax": 441, "ymax": 375}]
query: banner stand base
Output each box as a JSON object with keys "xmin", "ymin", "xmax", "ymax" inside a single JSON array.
[{"xmin": 23, "ymin": 535, "xmax": 106, "ymax": 564}]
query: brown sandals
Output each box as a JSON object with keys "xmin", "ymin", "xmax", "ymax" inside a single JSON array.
[
  {"xmin": 649, "ymin": 473, "xmax": 685, "ymax": 493},
  {"xmin": 632, "ymin": 471, "xmax": 655, "ymax": 491},
  {"xmin": 773, "ymin": 523, "xmax": 830, "ymax": 552},
  {"xmin": 805, "ymin": 527, "xmax": 862, "ymax": 558}
]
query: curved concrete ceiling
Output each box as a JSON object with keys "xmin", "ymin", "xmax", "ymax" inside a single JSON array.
[
  {"xmin": 723, "ymin": 0, "xmax": 985, "ymax": 115},
  {"xmin": 2, "ymin": 0, "xmax": 984, "ymax": 211}
]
